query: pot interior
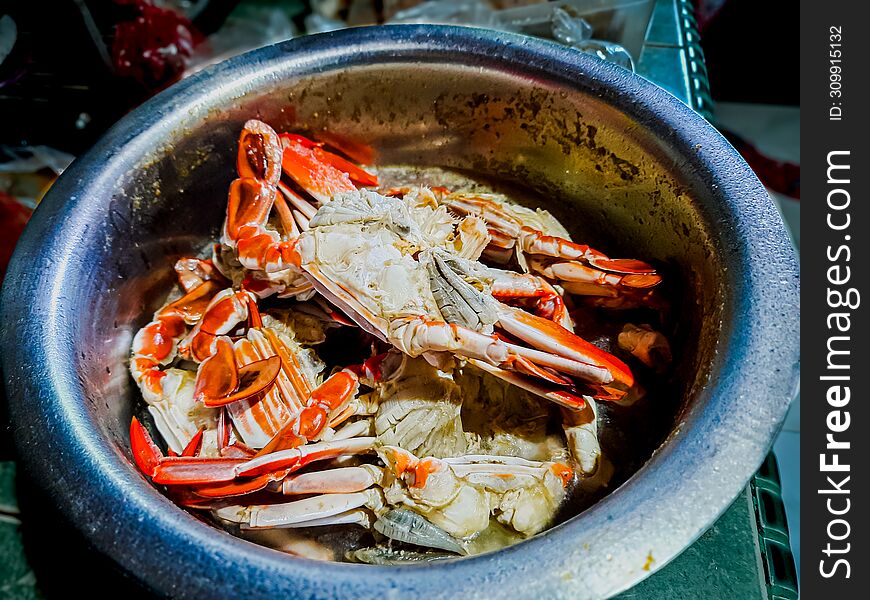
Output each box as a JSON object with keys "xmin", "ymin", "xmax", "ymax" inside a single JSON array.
[{"xmin": 84, "ymin": 61, "xmax": 721, "ymax": 524}]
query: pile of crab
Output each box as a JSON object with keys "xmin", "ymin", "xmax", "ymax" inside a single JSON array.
[{"xmin": 129, "ymin": 120, "xmax": 671, "ymax": 563}]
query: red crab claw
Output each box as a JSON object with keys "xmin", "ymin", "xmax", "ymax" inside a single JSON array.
[
  {"xmin": 280, "ymin": 133, "xmax": 378, "ymax": 186},
  {"xmin": 280, "ymin": 137, "xmax": 359, "ymax": 203},
  {"xmin": 237, "ymin": 119, "xmax": 283, "ymax": 187},
  {"xmin": 130, "ymin": 416, "xmax": 163, "ymax": 478},
  {"xmin": 152, "ymin": 457, "xmax": 248, "ymax": 485},
  {"xmin": 180, "ymin": 428, "xmax": 205, "ymax": 457}
]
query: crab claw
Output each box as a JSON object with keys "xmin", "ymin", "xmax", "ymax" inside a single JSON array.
[
  {"xmin": 152, "ymin": 457, "xmax": 247, "ymax": 485},
  {"xmin": 281, "ymin": 138, "xmax": 358, "ymax": 203},
  {"xmin": 279, "ymin": 133, "xmax": 379, "ymax": 187},
  {"xmin": 194, "ymin": 335, "xmax": 282, "ymax": 408},
  {"xmin": 237, "ymin": 119, "xmax": 284, "ymax": 186},
  {"xmin": 495, "ymin": 304, "xmax": 634, "ymax": 391},
  {"xmin": 193, "ymin": 337, "xmax": 238, "ymax": 403},
  {"xmin": 180, "ymin": 428, "xmax": 205, "ymax": 457},
  {"xmin": 130, "ymin": 416, "xmax": 163, "ymax": 478}
]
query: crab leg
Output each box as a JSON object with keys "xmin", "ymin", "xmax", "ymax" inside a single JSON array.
[
  {"xmin": 215, "ymin": 488, "xmax": 384, "ymax": 529},
  {"xmin": 280, "ymin": 136, "xmax": 369, "ymax": 204},
  {"xmin": 152, "ymin": 457, "xmax": 247, "ymax": 485},
  {"xmin": 529, "ymin": 257, "xmax": 661, "ymax": 296},
  {"xmin": 494, "ymin": 304, "xmax": 633, "ymax": 389},
  {"xmin": 467, "ymin": 359, "xmax": 588, "ymax": 410},
  {"xmin": 440, "ymin": 190, "xmax": 661, "ymax": 294},
  {"xmin": 281, "ymin": 465, "xmax": 384, "ymax": 495},
  {"xmin": 256, "ymin": 368, "xmax": 361, "ymax": 455},
  {"xmin": 130, "ymin": 280, "xmax": 223, "ymax": 403},
  {"xmin": 236, "ymin": 436, "xmax": 376, "ymax": 478},
  {"xmin": 388, "ymin": 317, "xmax": 510, "ymax": 366}
]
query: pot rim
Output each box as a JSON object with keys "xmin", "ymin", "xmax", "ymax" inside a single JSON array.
[{"xmin": 0, "ymin": 25, "xmax": 799, "ymax": 599}]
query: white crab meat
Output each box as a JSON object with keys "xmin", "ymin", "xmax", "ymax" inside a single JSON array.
[
  {"xmin": 378, "ymin": 448, "xmax": 570, "ymax": 540},
  {"xmin": 145, "ymin": 368, "xmax": 219, "ymax": 455},
  {"xmin": 373, "ymin": 354, "xmax": 468, "ymax": 458}
]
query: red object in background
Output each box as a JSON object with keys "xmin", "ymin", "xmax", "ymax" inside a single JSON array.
[
  {"xmin": 111, "ymin": 0, "xmax": 203, "ymax": 91},
  {"xmin": 719, "ymin": 129, "xmax": 800, "ymax": 200},
  {"xmin": 0, "ymin": 192, "xmax": 33, "ymax": 278}
]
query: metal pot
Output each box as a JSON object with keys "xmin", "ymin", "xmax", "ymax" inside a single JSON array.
[{"xmin": 0, "ymin": 25, "xmax": 799, "ymax": 599}]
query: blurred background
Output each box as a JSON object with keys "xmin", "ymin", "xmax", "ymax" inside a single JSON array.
[{"xmin": 0, "ymin": 1, "xmax": 798, "ymax": 597}]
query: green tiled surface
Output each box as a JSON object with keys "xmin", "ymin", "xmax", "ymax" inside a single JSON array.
[
  {"xmin": 615, "ymin": 490, "xmax": 766, "ymax": 599},
  {"xmin": 0, "ymin": 464, "xmax": 39, "ymax": 600}
]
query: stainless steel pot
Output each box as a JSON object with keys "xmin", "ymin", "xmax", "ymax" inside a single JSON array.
[{"xmin": 0, "ymin": 25, "xmax": 799, "ymax": 599}]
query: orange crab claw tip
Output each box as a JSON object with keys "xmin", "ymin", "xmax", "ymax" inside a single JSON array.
[
  {"xmin": 593, "ymin": 385, "xmax": 629, "ymax": 402},
  {"xmin": 505, "ymin": 355, "xmax": 573, "ymax": 386},
  {"xmin": 130, "ymin": 417, "xmax": 163, "ymax": 478},
  {"xmin": 621, "ymin": 273, "xmax": 663, "ymax": 289},
  {"xmin": 203, "ymin": 355, "xmax": 282, "ymax": 407},
  {"xmin": 588, "ymin": 257, "xmax": 658, "ymax": 276},
  {"xmin": 181, "ymin": 428, "xmax": 205, "ymax": 457},
  {"xmin": 550, "ymin": 463, "xmax": 574, "ymax": 487}
]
